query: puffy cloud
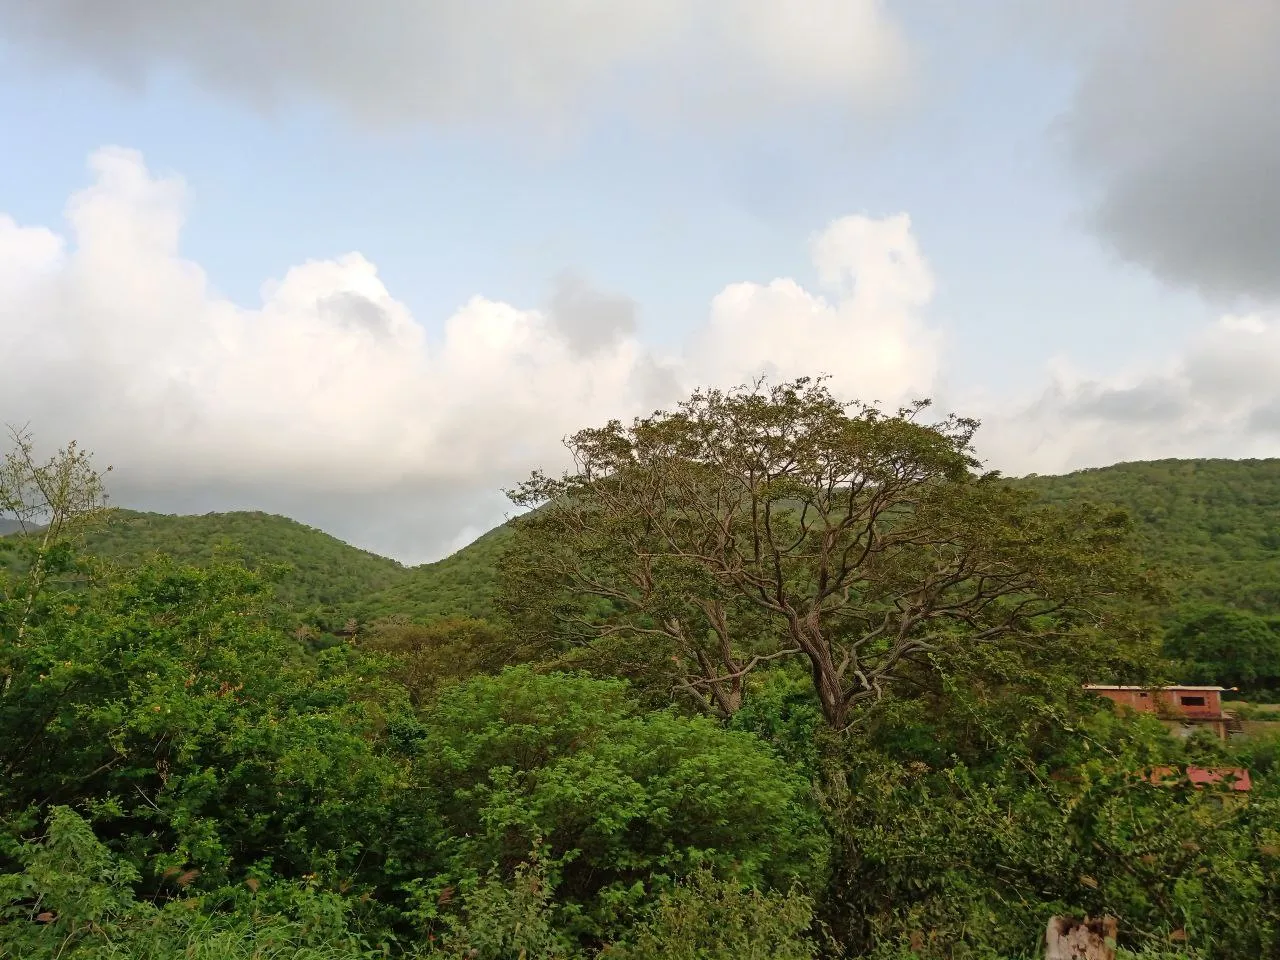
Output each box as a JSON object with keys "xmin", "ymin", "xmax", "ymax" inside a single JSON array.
[
  {"xmin": 0, "ymin": 0, "xmax": 910, "ymax": 128},
  {"xmin": 694, "ymin": 213, "xmax": 938, "ymax": 405},
  {"xmin": 1055, "ymin": 0, "xmax": 1280, "ymax": 302},
  {"xmin": 0, "ymin": 147, "xmax": 937, "ymax": 561},
  {"xmin": 978, "ymin": 314, "xmax": 1280, "ymax": 475}
]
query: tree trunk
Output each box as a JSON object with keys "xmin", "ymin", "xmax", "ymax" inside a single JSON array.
[{"xmin": 1045, "ymin": 916, "xmax": 1117, "ymax": 960}]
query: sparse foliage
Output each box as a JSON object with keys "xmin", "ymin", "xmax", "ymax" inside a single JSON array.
[{"xmin": 1, "ymin": 427, "xmax": 111, "ymax": 693}]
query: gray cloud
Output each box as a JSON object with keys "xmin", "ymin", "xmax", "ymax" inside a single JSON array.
[
  {"xmin": 1248, "ymin": 402, "xmax": 1280, "ymax": 437},
  {"xmin": 1064, "ymin": 381, "xmax": 1189, "ymax": 425},
  {"xmin": 1059, "ymin": 0, "xmax": 1280, "ymax": 302},
  {"xmin": 319, "ymin": 292, "xmax": 393, "ymax": 337},
  {"xmin": 546, "ymin": 273, "xmax": 637, "ymax": 355},
  {"xmin": 0, "ymin": 0, "xmax": 910, "ymax": 128}
]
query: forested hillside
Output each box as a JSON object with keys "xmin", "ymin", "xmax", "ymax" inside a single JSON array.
[
  {"xmin": 80, "ymin": 509, "xmax": 406, "ymax": 612},
  {"xmin": 349, "ymin": 522, "xmax": 515, "ymax": 622},
  {"xmin": 7, "ymin": 458, "xmax": 1276, "ymax": 628},
  {"xmin": 1015, "ymin": 458, "xmax": 1280, "ymax": 614}
]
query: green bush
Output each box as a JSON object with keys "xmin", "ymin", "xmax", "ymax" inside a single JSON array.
[
  {"xmin": 413, "ymin": 667, "xmax": 828, "ymax": 939},
  {"xmin": 0, "ymin": 807, "xmax": 376, "ymax": 959},
  {"xmin": 0, "ymin": 559, "xmax": 423, "ymax": 900},
  {"xmin": 603, "ymin": 868, "xmax": 817, "ymax": 960}
]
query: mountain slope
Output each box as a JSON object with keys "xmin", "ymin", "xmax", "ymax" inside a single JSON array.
[
  {"xmin": 7, "ymin": 458, "xmax": 1276, "ymax": 625},
  {"xmin": 1013, "ymin": 459, "xmax": 1280, "ymax": 614},
  {"xmin": 77, "ymin": 509, "xmax": 405, "ymax": 612},
  {"xmin": 359, "ymin": 458, "xmax": 1280, "ymax": 623},
  {"xmin": 348, "ymin": 522, "xmax": 515, "ymax": 623}
]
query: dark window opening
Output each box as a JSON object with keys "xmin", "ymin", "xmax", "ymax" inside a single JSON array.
[
  {"xmin": 1180, "ymin": 696, "xmax": 1206, "ymax": 707},
  {"xmin": 1139, "ymin": 692, "xmax": 1149, "ymax": 698}
]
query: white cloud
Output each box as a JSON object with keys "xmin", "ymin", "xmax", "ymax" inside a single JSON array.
[
  {"xmin": 1, "ymin": 147, "xmax": 937, "ymax": 562},
  {"xmin": 694, "ymin": 213, "xmax": 938, "ymax": 405},
  {"xmin": 0, "ymin": 0, "xmax": 910, "ymax": 128},
  {"xmin": 978, "ymin": 314, "xmax": 1280, "ymax": 476},
  {"xmin": 7, "ymin": 147, "xmax": 1277, "ymax": 562}
]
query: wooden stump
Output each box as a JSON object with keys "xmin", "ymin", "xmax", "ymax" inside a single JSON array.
[{"xmin": 1045, "ymin": 916, "xmax": 1117, "ymax": 960}]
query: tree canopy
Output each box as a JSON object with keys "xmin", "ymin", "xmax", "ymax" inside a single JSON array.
[{"xmin": 502, "ymin": 378, "xmax": 1156, "ymax": 728}]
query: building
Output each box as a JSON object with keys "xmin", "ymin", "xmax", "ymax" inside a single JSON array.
[{"xmin": 1084, "ymin": 684, "xmax": 1240, "ymax": 739}]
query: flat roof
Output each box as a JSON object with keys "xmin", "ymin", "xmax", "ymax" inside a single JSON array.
[{"xmin": 1084, "ymin": 684, "xmax": 1227, "ymax": 692}]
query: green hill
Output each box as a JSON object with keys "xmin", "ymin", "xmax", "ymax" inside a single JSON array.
[
  {"xmin": 75, "ymin": 509, "xmax": 406, "ymax": 612},
  {"xmin": 348, "ymin": 522, "xmax": 515, "ymax": 623},
  {"xmin": 351, "ymin": 458, "xmax": 1280, "ymax": 623},
  {"xmin": 1014, "ymin": 459, "xmax": 1280, "ymax": 614},
  {"xmin": 6, "ymin": 458, "xmax": 1277, "ymax": 627},
  {"xmin": 2, "ymin": 503, "xmax": 512, "ymax": 625}
]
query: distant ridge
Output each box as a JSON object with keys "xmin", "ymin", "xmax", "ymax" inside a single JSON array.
[{"xmin": 4, "ymin": 458, "xmax": 1278, "ymax": 625}]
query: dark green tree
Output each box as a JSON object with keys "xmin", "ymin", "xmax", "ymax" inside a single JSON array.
[{"xmin": 1164, "ymin": 603, "xmax": 1280, "ymax": 691}]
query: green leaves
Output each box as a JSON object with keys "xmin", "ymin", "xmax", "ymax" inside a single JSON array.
[
  {"xmin": 414, "ymin": 668, "xmax": 828, "ymax": 938},
  {"xmin": 0, "ymin": 558, "xmax": 416, "ymax": 897},
  {"xmin": 1164, "ymin": 605, "xmax": 1280, "ymax": 691},
  {"xmin": 604, "ymin": 868, "xmax": 818, "ymax": 960},
  {"xmin": 503, "ymin": 377, "xmax": 1156, "ymax": 729}
]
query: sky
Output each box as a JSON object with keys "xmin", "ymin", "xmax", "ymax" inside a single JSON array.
[{"xmin": 1, "ymin": 0, "xmax": 1278, "ymax": 563}]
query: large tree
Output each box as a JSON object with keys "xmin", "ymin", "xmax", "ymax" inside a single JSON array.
[{"xmin": 502, "ymin": 378, "xmax": 1152, "ymax": 729}]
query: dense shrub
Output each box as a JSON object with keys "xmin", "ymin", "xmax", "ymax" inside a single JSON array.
[{"xmin": 412, "ymin": 667, "xmax": 828, "ymax": 939}]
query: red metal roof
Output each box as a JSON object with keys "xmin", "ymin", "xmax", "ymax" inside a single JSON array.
[
  {"xmin": 1084, "ymin": 684, "xmax": 1231, "ymax": 692},
  {"xmin": 1148, "ymin": 765, "xmax": 1252, "ymax": 792}
]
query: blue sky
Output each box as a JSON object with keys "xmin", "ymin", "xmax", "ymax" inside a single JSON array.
[{"xmin": 1, "ymin": 1, "xmax": 1277, "ymax": 561}]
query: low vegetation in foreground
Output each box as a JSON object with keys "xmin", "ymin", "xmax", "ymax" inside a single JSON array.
[{"xmin": 2, "ymin": 380, "xmax": 1279, "ymax": 958}]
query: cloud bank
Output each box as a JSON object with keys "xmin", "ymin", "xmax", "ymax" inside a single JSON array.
[
  {"xmin": 983, "ymin": 314, "xmax": 1280, "ymax": 475},
  {"xmin": 1, "ymin": 147, "xmax": 938, "ymax": 561},
  {"xmin": 1056, "ymin": 0, "xmax": 1280, "ymax": 302},
  {"xmin": 0, "ymin": 0, "xmax": 910, "ymax": 128},
  {"xmin": 4, "ymin": 147, "xmax": 1278, "ymax": 562}
]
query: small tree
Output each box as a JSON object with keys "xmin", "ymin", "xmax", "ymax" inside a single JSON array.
[
  {"xmin": 1, "ymin": 427, "xmax": 111, "ymax": 692},
  {"xmin": 503, "ymin": 378, "xmax": 1151, "ymax": 729}
]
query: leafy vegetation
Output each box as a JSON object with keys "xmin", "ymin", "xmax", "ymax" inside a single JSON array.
[
  {"xmin": 1014, "ymin": 458, "xmax": 1280, "ymax": 614},
  {"xmin": 351, "ymin": 524, "xmax": 515, "ymax": 624},
  {"xmin": 4, "ymin": 387, "xmax": 1280, "ymax": 958},
  {"xmin": 0, "ymin": 507, "xmax": 510, "ymax": 630},
  {"xmin": 77, "ymin": 509, "xmax": 404, "ymax": 613},
  {"xmin": 1014, "ymin": 459, "xmax": 1280, "ymax": 691},
  {"xmin": 12, "ymin": 453, "xmax": 1274, "ymax": 670}
]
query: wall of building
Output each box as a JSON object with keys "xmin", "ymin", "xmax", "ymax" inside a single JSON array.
[{"xmin": 1091, "ymin": 687, "xmax": 1222, "ymax": 720}]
